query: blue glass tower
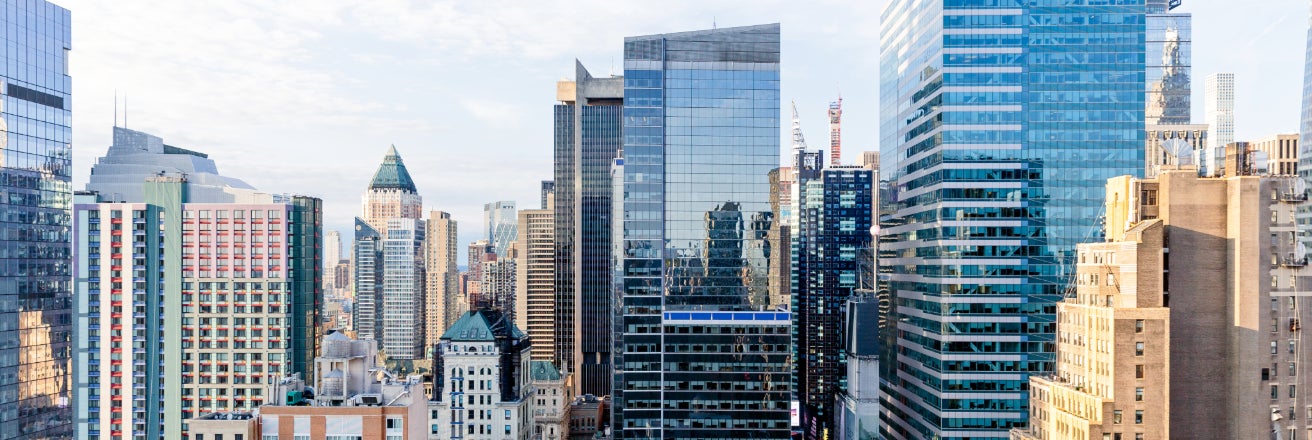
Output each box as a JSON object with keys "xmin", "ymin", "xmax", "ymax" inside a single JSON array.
[
  {"xmin": 614, "ymin": 24, "xmax": 790, "ymax": 439},
  {"xmin": 792, "ymin": 161, "xmax": 874, "ymax": 439},
  {"xmin": 878, "ymin": 1, "xmax": 1146, "ymax": 438},
  {"xmin": 0, "ymin": 1, "xmax": 72, "ymax": 438}
]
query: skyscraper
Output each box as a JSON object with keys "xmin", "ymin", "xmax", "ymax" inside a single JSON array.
[
  {"xmin": 381, "ymin": 218, "xmax": 425, "ymax": 360},
  {"xmin": 878, "ymin": 2, "xmax": 1146, "ymax": 438},
  {"xmin": 0, "ymin": 2, "xmax": 72, "ymax": 437},
  {"xmin": 553, "ymin": 61, "xmax": 623, "ymax": 396},
  {"xmin": 360, "ymin": 146, "xmax": 422, "ymax": 234},
  {"xmin": 484, "ymin": 200, "xmax": 517, "ymax": 258},
  {"xmin": 540, "ymin": 180, "xmax": 555, "ymax": 210},
  {"xmin": 1145, "ymin": 0, "xmax": 1190, "ymax": 126},
  {"xmin": 324, "ymin": 230, "xmax": 341, "ymax": 289},
  {"xmin": 615, "ymin": 23, "xmax": 790, "ymax": 438},
  {"xmin": 516, "ymin": 204, "xmax": 555, "ymax": 362},
  {"xmin": 425, "ymin": 210, "xmax": 461, "ymax": 358},
  {"xmin": 1204, "ymin": 73, "xmax": 1236, "ymax": 176},
  {"xmin": 792, "ymin": 163, "xmax": 874, "ymax": 439},
  {"xmin": 352, "ymin": 219, "xmax": 382, "ymax": 341},
  {"xmin": 72, "ymin": 132, "xmax": 322, "ymax": 438}
]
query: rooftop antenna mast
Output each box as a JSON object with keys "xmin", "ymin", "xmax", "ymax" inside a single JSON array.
[
  {"xmin": 113, "ymin": 89, "xmax": 118, "ymax": 127},
  {"xmin": 791, "ymin": 101, "xmax": 807, "ymax": 152}
]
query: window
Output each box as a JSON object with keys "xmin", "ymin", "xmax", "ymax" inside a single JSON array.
[
  {"xmin": 1135, "ymin": 364, "xmax": 1144, "ymax": 379},
  {"xmin": 506, "ymin": 425, "xmax": 512, "ymax": 435},
  {"xmin": 1135, "ymin": 342, "xmax": 1144, "ymax": 356},
  {"xmin": 505, "ymin": 410, "xmax": 511, "ymax": 420},
  {"xmin": 1135, "ymin": 387, "xmax": 1144, "ymax": 401},
  {"xmin": 386, "ymin": 418, "xmax": 402, "ymax": 429},
  {"xmin": 1135, "ymin": 410, "xmax": 1143, "ymax": 424},
  {"xmin": 1113, "ymin": 410, "xmax": 1122, "ymax": 424},
  {"xmin": 1135, "ymin": 319, "xmax": 1144, "ymax": 333}
]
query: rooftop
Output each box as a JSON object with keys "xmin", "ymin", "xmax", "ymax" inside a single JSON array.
[
  {"xmin": 530, "ymin": 361, "xmax": 562, "ymax": 381},
  {"xmin": 368, "ymin": 145, "xmax": 418, "ymax": 192},
  {"xmin": 441, "ymin": 309, "xmax": 526, "ymax": 342}
]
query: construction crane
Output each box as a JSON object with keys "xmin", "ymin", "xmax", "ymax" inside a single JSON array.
[
  {"xmin": 792, "ymin": 100, "xmax": 808, "ymax": 152},
  {"xmin": 828, "ymin": 96, "xmax": 842, "ymax": 166}
]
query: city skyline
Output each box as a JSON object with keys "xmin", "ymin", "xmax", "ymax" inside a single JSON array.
[{"xmin": 58, "ymin": 1, "xmax": 1308, "ymax": 262}]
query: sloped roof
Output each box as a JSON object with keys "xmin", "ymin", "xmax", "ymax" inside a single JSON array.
[
  {"xmin": 368, "ymin": 145, "xmax": 417, "ymax": 192},
  {"xmin": 529, "ymin": 361, "xmax": 562, "ymax": 381},
  {"xmin": 441, "ymin": 309, "xmax": 526, "ymax": 342}
]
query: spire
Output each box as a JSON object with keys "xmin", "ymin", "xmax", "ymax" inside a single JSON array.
[
  {"xmin": 368, "ymin": 145, "xmax": 417, "ymax": 192},
  {"xmin": 791, "ymin": 100, "xmax": 807, "ymax": 152}
]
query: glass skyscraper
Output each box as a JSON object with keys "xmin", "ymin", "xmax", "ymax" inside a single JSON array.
[
  {"xmin": 554, "ymin": 61, "xmax": 623, "ymax": 396},
  {"xmin": 614, "ymin": 23, "xmax": 790, "ymax": 439},
  {"xmin": 878, "ymin": 1, "xmax": 1146, "ymax": 438},
  {"xmin": 0, "ymin": 1, "xmax": 72, "ymax": 437}
]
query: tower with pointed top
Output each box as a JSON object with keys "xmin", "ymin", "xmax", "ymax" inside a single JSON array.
[{"xmin": 362, "ymin": 145, "xmax": 423, "ymax": 233}]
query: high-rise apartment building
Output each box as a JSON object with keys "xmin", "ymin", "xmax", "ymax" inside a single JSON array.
[
  {"xmin": 792, "ymin": 163, "xmax": 874, "ymax": 439},
  {"xmin": 484, "ymin": 201, "xmax": 518, "ymax": 258},
  {"xmin": 878, "ymin": 2, "xmax": 1147, "ymax": 438},
  {"xmin": 73, "ymin": 172, "xmax": 321, "ymax": 439},
  {"xmin": 1204, "ymin": 73, "xmax": 1236, "ymax": 176},
  {"xmin": 479, "ymin": 257, "xmax": 516, "ymax": 319},
  {"xmin": 615, "ymin": 23, "xmax": 791, "ymax": 438},
  {"xmin": 1253, "ymin": 134, "xmax": 1301, "ymax": 176},
  {"xmin": 516, "ymin": 205, "xmax": 555, "ymax": 362},
  {"xmin": 353, "ymin": 219, "xmax": 382, "ymax": 341},
  {"xmin": 381, "ymin": 218, "xmax": 425, "ymax": 360},
  {"xmin": 425, "ymin": 210, "xmax": 461, "ymax": 359},
  {"xmin": 0, "ymin": 1, "xmax": 72, "ymax": 437},
  {"xmin": 540, "ymin": 180, "xmax": 555, "ymax": 210},
  {"xmin": 361, "ymin": 146, "xmax": 422, "ymax": 234},
  {"xmin": 553, "ymin": 61, "xmax": 623, "ymax": 396},
  {"xmin": 325, "ymin": 230, "xmax": 342, "ymax": 289},
  {"xmin": 1016, "ymin": 166, "xmax": 1312, "ymax": 439}
]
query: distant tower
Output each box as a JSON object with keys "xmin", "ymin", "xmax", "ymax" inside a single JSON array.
[
  {"xmin": 829, "ymin": 96, "xmax": 843, "ymax": 166},
  {"xmin": 1205, "ymin": 73, "xmax": 1236, "ymax": 176},
  {"xmin": 361, "ymin": 145, "xmax": 423, "ymax": 233}
]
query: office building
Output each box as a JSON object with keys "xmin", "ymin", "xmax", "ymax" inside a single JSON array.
[
  {"xmin": 1145, "ymin": 1, "xmax": 1190, "ymax": 125},
  {"xmin": 426, "ymin": 210, "xmax": 461, "ymax": 358},
  {"xmin": 860, "ymin": 151, "xmax": 878, "ymax": 172},
  {"xmin": 553, "ymin": 61, "xmax": 623, "ymax": 395},
  {"xmin": 191, "ymin": 332, "xmax": 428, "ymax": 440},
  {"xmin": 361, "ymin": 146, "xmax": 423, "ymax": 234},
  {"xmin": 615, "ymin": 23, "xmax": 791, "ymax": 438},
  {"xmin": 792, "ymin": 162, "xmax": 874, "ymax": 438},
  {"xmin": 516, "ymin": 204, "xmax": 556, "ymax": 362},
  {"xmin": 72, "ymin": 171, "xmax": 322, "ymax": 439},
  {"xmin": 484, "ymin": 201, "xmax": 517, "ymax": 258},
  {"xmin": 1016, "ymin": 164, "xmax": 1312, "ymax": 439},
  {"xmin": 836, "ymin": 291, "xmax": 880, "ymax": 440},
  {"xmin": 0, "ymin": 1, "xmax": 72, "ymax": 437},
  {"xmin": 428, "ymin": 309, "xmax": 532, "ymax": 440},
  {"xmin": 1204, "ymin": 73, "xmax": 1236, "ymax": 176},
  {"xmin": 878, "ymin": 1, "xmax": 1147, "ymax": 438},
  {"xmin": 540, "ymin": 180, "xmax": 555, "ymax": 210},
  {"xmin": 1253, "ymin": 134, "xmax": 1300, "ymax": 176}
]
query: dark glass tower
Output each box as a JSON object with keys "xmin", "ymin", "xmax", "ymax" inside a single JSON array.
[
  {"xmin": 0, "ymin": 1, "xmax": 72, "ymax": 438},
  {"xmin": 792, "ymin": 162, "xmax": 874, "ymax": 439},
  {"xmin": 878, "ymin": 1, "xmax": 1146, "ymax": 438},
  {"xmin": 286, "ymin": 196, "xmax": 323, "ymax": 384},
  {"xmin": 554, "ymin": 61, "xmax": 622, "ymax": 396},
  {"xmin": 614, "ymin": 23, "xmax": 790, "ymax": 439}
]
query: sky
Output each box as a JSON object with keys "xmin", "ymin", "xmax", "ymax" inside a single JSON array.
[{"xmin": 62, "ymin": 0, "xmax": 1309, "ymax": 262}]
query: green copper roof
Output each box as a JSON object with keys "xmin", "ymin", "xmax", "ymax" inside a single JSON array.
[
  {"xmin": 529, "ymin": 361, "xmax": 562, "ymax": 381},
  {"xmin": 441, "ymin": 309, "xmax": 526, "ymax": 342},
  {"xmin": 368, "ymin": 145, "xmax": 417, "ymax": 192}
]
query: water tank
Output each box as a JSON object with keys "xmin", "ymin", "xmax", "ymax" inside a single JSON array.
[
  {"xmin": 321, "ymin": 369, "xmax": 345, "ymax": 396},
  {"xmin": 323, "ymin": 332, "xmax": 352, "ymax": 358}
]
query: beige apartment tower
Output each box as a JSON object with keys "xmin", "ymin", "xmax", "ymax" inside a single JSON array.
[
  {"xmin": 1252, "ymin": 133, "xmax": 1300, "ymax": 176},
  {"xmin": 425, "ymin": 210, "xmax": 461, "ymax": 358},
  {"xmin": 516, "ymin": 200, "xmax": 556, "ymax": 362},
  {"xmin": 1014, "ymin": 166, "xmax": 1312, "ymax": 439}
]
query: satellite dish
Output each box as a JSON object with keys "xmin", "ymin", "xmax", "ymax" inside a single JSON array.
[{"xmin": 1162, "ymin": 138, "xmax": 1193, "ymax": 166}]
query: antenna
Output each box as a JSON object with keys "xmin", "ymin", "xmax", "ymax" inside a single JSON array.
[{"xmin": 113, "ymin": 89, "xmax": 118, "ymax": 127}]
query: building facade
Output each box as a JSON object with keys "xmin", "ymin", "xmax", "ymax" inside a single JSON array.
[
  {"xmin": 792, "ymin": 163, "xmax": 874, "ymax": 438},
  {"xmin": 878, "ymin": 2, "xmax": 1148, "ymax": 438},
  {"xmin": 72, "ymin": 177, "xmax": 320, "ymax": 439},
  {"xmin": 1145, "ymin": 1, "xmax": 1190, "ymax": 126},
  {"xmin": 615, "ymin": 23, "xmax": 791, "ymax": 438},
  {"xmin": 484, "ymin": 201, "xmax": 518, "ymax": 259},
  {"xmin": 1204, "ymin": 73, "xmax": 1236, "ymax": 176},
  {"xmin": 1145, "ymin": 124, "xmax": 1207, "ymax": 177},
  {"xmin": 426, "ymin": 210, "xmax": 462, "ymax": 358},
  {"xmin": 479, "ymin": 258, "xmax": 516, "ymax": 320},
  {"xmin": 429, "ymin": 309, "xmax": 532, "ymax": 440},
  {"xmin": 0, "ymin": 2, "xmax": 72, "ymax": 437},
  {"xmin": 529, "ymin": 361, "xmax": 572, "ymax": 440},
  {"xmin": 1253, "ymin": 134, "xmax": 1300, "ymax": 176},
  {"xmin": 355, "ymin": 147, "xmax": 425, "ymax": 360},
  {"xmin": 516, "ymin": 206, "xmax": 556, "ymax": 362},
  {"xmin": 382, "ymin": 218, "xmax": 426, "ymax": 360},
  {"xmin": 553, "ymin": 62, "xmax": 624, "ymax": 396},
  {"xmin": 353, "ymin": 219, "xmax": 382, "ymax": 341}
]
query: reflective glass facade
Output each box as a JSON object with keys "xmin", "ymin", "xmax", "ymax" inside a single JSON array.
[
  {"xmin": 0, "ymin": 0, "xmax": 72, "ymax": 438},
  {"xmin": 615, "ymin": 23, "xmax": 790, "ymax": 439},
  {"xmin": 553, "ymin": 63, "xmax": 623, "ymax": 396},
  {"xmin": 878, "ymin": 1, "xmax": 1146, "ymax": 438},
  {"xmin": 1299, "ymin": 6, "xmax": 1312, "ymax": 241},
  {"xmin": 1145, "ymin": 10, "xmax": 1190, "ymax": 125},
  {"xmin": 792, "ymin": 165, "xmax": 873, "ymax": 438}
]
